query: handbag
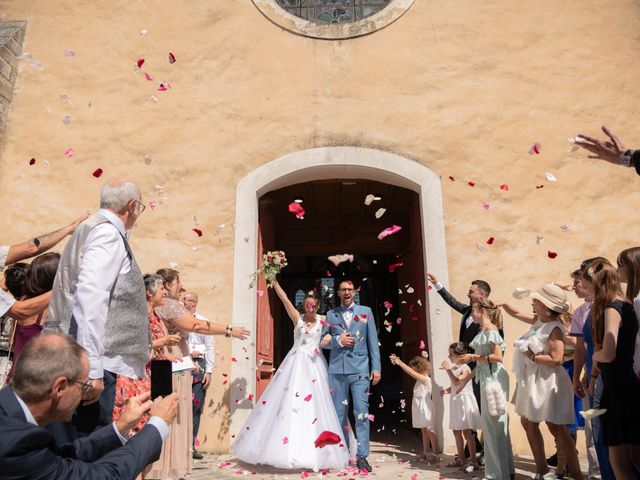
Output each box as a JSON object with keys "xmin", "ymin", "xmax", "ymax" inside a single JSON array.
[{"xmin": 484, "ymin": 361, "xmax": 506, "ymax": 417}]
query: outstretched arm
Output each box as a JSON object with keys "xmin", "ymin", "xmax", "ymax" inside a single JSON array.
[
  {"xmin": 427, "ymin": 273, "xmax": 468, "ymax": 314},
  {"xmin": 497, "ymin": 302, "xmax": 535, "ymax": 324},
  {"xmin": 273, "ymin": 280, "xmax": 299, "ymax": 326},
  {"xmin": 5, "ymin": 212, "xmax": 89, "ymax": 265},
  {"xmin": 390, "ymin": 354, "xmax": 428, "ymax": 383}
]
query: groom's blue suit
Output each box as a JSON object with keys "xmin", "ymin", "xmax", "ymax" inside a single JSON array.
[{"xmin": 322, "ymin": 303, "xmax": 381, "ymax": 458}]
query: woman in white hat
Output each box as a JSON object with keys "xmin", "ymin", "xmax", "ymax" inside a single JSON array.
[{"xmin": 499, "ymin": 284, "xmax": 584, "ymax": 480}]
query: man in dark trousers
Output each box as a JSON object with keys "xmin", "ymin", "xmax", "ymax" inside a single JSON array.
[
  {"xmin": 427, "ymin": 273, "xmax": 492, "ymax": 460},
  {"xmin": 0, "ymin": 333, "xmax": 178, "ymax": 479}
]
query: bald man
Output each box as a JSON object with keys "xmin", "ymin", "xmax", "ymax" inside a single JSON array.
[{"xmin": 183, "ymin": 291, "xmax": 214, "ymax": 459}]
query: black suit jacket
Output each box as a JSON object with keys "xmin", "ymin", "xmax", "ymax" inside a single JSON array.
[
  {"xmin": 0, "ymin": 387, "xmax": 163, "ymax": 480},
  {"xmin": 436, "ymin": 286, "xmax": 481, "ymax": 347}
]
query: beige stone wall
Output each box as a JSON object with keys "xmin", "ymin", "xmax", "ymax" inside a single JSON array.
[{"xmin": 1, "ymin": 0, "xmax": 640, "ymax": 454}]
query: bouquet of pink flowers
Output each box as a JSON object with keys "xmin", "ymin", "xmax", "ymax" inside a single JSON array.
[{"xmin": 249, "ymin": 250, "xmax": 288, "ymax": 289}]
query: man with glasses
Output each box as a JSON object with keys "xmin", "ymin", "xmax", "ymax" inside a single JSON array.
[
  {"xmin": 322, "ymin": 279, "xmax": 381, "ymax": 472},
  {"xmin": 45, "ymin": 179, "xmax": 150, "ymax": 441},
  {"xmin": 0, "ymin": 333, "xmax": 179, "ymax": 479}
]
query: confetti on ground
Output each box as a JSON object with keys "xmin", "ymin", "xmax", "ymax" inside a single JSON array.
[
  {"xmin": 144, "ymin": 72, "xmax": 153, "ymax": 81},
  {"xmin": 29, "ymin": 158, "xmax": 35, "ymax": 165},
  {"xmin": 92, "ymin": 168, "xmax": 103, "ymax": 178},
  {"xmin": 486, "ymin": 236, "xmax": 495, "ymax": 245},
  {"xmin": 63, "ymin": 115, "xmax": 72, "ymax": 125},
  {"xmin": 560, "ymin": 224, "xmax": 570, "ymax": 232},
  {"xmin": 192, "ymin": 227, "xmax": 203, "ymax": 237},
  {"xmin": 157, "ymin": 81, "xmax": 171, "ymax": 91},
  {"xmin": 167, "ymin": 52, "xmax": 176, "ymax": 63},
  {"xmin": 468, "ymin": 181, "xmax": 475, "ymax": 187},
  {"xmin": 547, "ymin": 250, "xmax": 558, "ymax": 259},
  {"xmin": 529, "ymin": 142, "xmax": 541, "ymax": 154},
  {"xmin": 500, "ymin": 184, "xmax": 509, "ymax": 191},
  {"xmin": 63, "ymin": 48, "xmax": 75, "ymax": 57},
  {"xmin": 150, "ymin": 95, "xmax": 158, "ymax": 103},
  {"xmin": 137, "ymin": 58, "xmax": 145, "ymax": 68},
  {"xmin": 377, "ymin": 225, "xmax": 402, "ymax": 240},
  {"xmin": 476, "ymin": 243, "xmax": 487, "ymax": 253},
  {"xmin": 536, "ymin": 184, "xmax": 544, "ymax": 189},
  {"xmin": 481, "ymin": 201, "xmax": 490, "ymax": 210},
  {"xmin": 545, "ymin": 172, "xmax": 557, "ymax": 182},
  {"xmin": 139, "ymin": 29, "xmax": 148, "ymax": 36},
  {"xmin": 536, "ymin": 235, "xmax": 544, "ymax": 245},
  {"xmin": 64, "ymin": 148, "xmax": 74, "ymax": 157},
  {"xmin": 448, "ymin": 176, "xmax": 455, "ymax": 181},
  {"xmin": 288, "ymin": 202, "xmax": 305, "ymax": 219}
]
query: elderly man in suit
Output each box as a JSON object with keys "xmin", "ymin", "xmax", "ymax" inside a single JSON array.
[
  {"xmin": 0, "ymin": 333, "xmax": 178, "ymax": 479},
  {"xmin": 322, "ymin": 279, "xmax": 381, "ymax": 473}
]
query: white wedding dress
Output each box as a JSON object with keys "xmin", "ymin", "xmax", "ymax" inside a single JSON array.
[{"xmin": 232, "ymin": 316, "xmax": 351, "ymax": 470}]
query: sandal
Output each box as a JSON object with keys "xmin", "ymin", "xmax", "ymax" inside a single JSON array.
[
  {"xmin": 463, "ymin": 460, "xmax": 480, "ymax": 472},
  {"xmin": 447, "ymin": 457, "xmax": 464, "ymax": 467}
]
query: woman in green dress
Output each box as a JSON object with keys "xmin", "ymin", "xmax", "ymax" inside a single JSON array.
[{"xmin": 460, "ymin": 300, "xmax": 515, "ymax": 480}]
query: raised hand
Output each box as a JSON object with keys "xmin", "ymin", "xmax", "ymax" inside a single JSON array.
[
  {"xmin": 575, "ymin": 125, "xmax": 627, "ymax": 165},
  {"xmin": 426, "ymin": 272, "xmax": 438, "ymax": 285},
  {"xmin": 232, "ymin": 326, "xmax": 251, "ymax": 340}
]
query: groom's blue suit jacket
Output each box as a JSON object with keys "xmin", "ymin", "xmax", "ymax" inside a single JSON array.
[{"xmin": 322, "ymin": 304, "xmax": 381, "ymax": 375}]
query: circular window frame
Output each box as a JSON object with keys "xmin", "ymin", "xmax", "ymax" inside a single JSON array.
[{"xmin": 252, "ymin": 0, "xmax": 415, "ymax": 40}]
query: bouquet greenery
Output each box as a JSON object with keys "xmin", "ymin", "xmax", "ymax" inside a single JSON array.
[{"xmin": 249, "ymin": 250, "xmax": 288, "ymax": 288}]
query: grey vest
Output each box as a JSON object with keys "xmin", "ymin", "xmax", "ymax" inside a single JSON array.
[{"xmin": 45, "ymin": 213, "xmax": 150, "ymax": 364}]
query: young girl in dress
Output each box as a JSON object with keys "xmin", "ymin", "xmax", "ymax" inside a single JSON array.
[
  {"xmin": 440, "ymin": 341, "xmax": 482, "ymax": 471},
  {"xmin": 389, "ymin": 353, "xmax": 438, "ymax": 463}
]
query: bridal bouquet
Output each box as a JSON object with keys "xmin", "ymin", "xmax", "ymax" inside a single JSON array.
[{"xmin": 249, "ymin": 250, "xmax": 288, "ymax": 289}]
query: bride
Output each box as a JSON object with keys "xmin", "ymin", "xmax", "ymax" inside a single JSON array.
[{"xmin": 232, "ymin": 279, "xmax": 351, "ymax": 470}]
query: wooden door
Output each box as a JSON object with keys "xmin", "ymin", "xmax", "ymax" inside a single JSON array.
[{"xmin": 256, "ymin": 198, "xmax": 277, "ymax": 398}]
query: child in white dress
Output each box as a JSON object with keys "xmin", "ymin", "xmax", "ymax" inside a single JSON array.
[
  {"xmin": 440, "ymin": 342, "xmax": 482, "ymax": 472},
  {"xmin": 390, "ymin": 353, "xmax": 438, "ymax": 463}
]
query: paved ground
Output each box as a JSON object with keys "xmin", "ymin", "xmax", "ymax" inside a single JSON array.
[{"xmin": 188, "ymin": 436, "xmax": 588, "ymax": 480}]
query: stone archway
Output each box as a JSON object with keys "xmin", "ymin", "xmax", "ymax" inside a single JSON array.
[{"xmin": 231, "ymin": 146, "xmax": 454, "ymax": 449}]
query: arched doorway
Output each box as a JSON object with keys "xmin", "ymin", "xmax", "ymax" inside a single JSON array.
[{"xmin": 231, "ymin": 146, "xmax": 454, "ymax": 449}]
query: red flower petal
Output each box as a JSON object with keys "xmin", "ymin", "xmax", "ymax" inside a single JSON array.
[
  {"xmin": 468, "ymin": 181, "xmax": 475, "ymax": 187},
  {"xmin": 487, "ymin": 236, "xmax": 495, "ymax": 245},
  {"xmin": 248, "ymin": 393, "xmax": 254, "ymax": 401},
  {"xmin": 547, "ymin": 250, "xmax": 558, "ymax": 259},
  {"xmin": 448, "ymin": 175, "xmax": 455, "ymax": 181},
  {"xmin": 92, "ymin": 168, "xmax": 103, "ymax": 178},
  {"xmin": 304, "ymin": 394, "xmax": 312, "ymax": 402},
  {"xmin": 314, "ymin": 431, "xmax": 341, "ymax": 448},
  {"xmin": 536, "ymin": 184, "xmax": 545, "ymax": 189},
  {"xmin": 500, "ymin": 184, "xmax": 509, "ymax": 191},
  {"xmin": 167, "ymin": 52, "xmax": 176, "ymax": 64},
  {"xmin": 529, "ymin": 142, "xmax": 542, "ymax": 154},
  {"xmin": 136, "ymin": 58, "xmax": 144, "ymax": 68},
  {"xmin": 231, "ymin": 357, "xmax": 237, "ymax": 362},
  {"xmin": 192, "ymin": 227, "xmax": 203, "ymax": 237},
  {"xmin": 388, "ymin": 262, "xmax": 403, "ymax": 273},
  {"xmin": 29, "ymin": 157, "xmax": 36, "ymax": 165}
]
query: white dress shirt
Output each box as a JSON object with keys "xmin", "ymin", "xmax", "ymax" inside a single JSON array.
[
  {"xmin": 434, "ymin": 281, "xmax": 473, "ymax": 328},
  {"xmin": 71, "ymin": 209, "xmax": 143, "ymax": 379},
  {"xmin": 0, "ymin": 245, "xmax": 16, "ymax": 317},
  {"xmin": 187, "ymin": 313, "xmax": 215, "ymax": 373}
]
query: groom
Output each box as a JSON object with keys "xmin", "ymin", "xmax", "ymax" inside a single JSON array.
[{"xmin": 322, "ymin": 279, "xmax": 381, "ymax": 472}]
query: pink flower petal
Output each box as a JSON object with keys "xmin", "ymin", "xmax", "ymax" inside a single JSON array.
[
  {"xmin": 144, "ymin": 72, "xmax": 153, "ymax": 81},
  {"xmin": 283, "ymin": 436, "xmax": 289, "ymax": 444},
  {"xmin": 529, "ymin": 142, "xmax": 542, "ymax": 155},
  {"xmin": 257, "ymin": 290, "xmax": 264, "ymax": 297},
  {"xmin": 419, "ymin": 340, "xmax": 425, "ymax": 349},
  {"xmin": 149, "ymin": 200, "xmax": 157, "ymax": 209},
  {"xmin": 288, "ymin": 202, "xmax": 305, "ymax": 219},
  {"xmin": 194, "ymin": 438, "xmax": 200, "ymax": 446},
  {"xmin": 64, "ymin": 148, "xmax": 74, "ymax": 157},
  {"xmin": 481, "ymin": 201, "xmax": 490, "ymax": 210},
  {"xmin": 377, "ymin": 225, "xmax": 402, "ymax": 240},
  {"xmin": 304, "ymin": 393, "xmax": 312, "ymax": 401},
  {"xmin": 500, "ymin": 184, "xmax": 509, "ymax": 191},
  {"xmin": 383, "ymin": 301, "xmax": 393, "ymax": 309}
]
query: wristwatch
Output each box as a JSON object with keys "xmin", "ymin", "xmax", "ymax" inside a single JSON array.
[{"xmin": 619, "ymin": 149, "xmax": 636, "ymax": 167}]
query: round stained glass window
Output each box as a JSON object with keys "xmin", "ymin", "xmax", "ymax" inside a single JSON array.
[{"xmin": 275, "ymin": 0, "xmax": 393, "ymax": 24}]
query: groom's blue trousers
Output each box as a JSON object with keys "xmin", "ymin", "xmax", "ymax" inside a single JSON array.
[{"xmin": 329, "ymin": 373, "xmax": 370, "ymax": 457}]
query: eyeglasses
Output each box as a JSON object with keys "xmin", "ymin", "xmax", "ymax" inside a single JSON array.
[
  {"xmin": 67, "ymin": 378, "xmax": 93, "ymax": 396},
  {"xmin": 133, "ymin": 200, "xmax": 146, "ymax": 215}
]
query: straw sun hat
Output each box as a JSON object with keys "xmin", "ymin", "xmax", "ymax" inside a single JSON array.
[{"xmin": 530, "ymin": 283, "xmax": 569, "ymax": 313}]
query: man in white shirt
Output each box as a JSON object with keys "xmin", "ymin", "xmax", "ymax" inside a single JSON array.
[
  {"xmin": 183, "ymin": 291, "xmax": 214, "ymax": 459},
  {"xmin": 46, "ymin": 179, "xmax": 149, "ymax": 438}
]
